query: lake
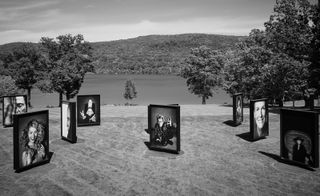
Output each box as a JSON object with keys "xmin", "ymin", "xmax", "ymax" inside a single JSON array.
[{"xmin": 31, "ymin": 74, "xmax": 231, "ymax": 107}]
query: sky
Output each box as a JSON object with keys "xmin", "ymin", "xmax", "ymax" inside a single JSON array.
[{"xmin": 0, "ymin": 0, "xmax": 278, "ymax": 44}]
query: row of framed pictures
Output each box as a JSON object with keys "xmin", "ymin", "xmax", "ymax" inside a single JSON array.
[{"xmin": 232, "ymin": 93, "xmax": 319, "ymax": 168}]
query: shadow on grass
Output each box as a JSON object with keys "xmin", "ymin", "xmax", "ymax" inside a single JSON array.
[
  {"xmin": 259, "ymin": 151, "xmax": 315, "ymax": 171},
  {"xmin": 236, "ymin": 132, "xmax": 254, "ymax": 142},
  {"xmin": 223, "ymin": 120, "xmax": 239, "ymax": 127}
]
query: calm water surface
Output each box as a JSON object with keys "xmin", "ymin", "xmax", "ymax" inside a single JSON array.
[{"xmin": 32, "ymin": 74, "xmax": 231, "ymax": 107}]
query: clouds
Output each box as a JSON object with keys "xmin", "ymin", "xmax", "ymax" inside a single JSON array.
[{"xmin": 0, "ymin": 0, "xmax": 275, "ymax": 44}]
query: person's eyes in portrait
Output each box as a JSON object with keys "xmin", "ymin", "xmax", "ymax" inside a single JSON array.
[
  {"xmin": 15, "ymin": 97, "xmax": 26, "ymax": 114},
  {"xmin": 254, "ymin": 102, "xmax": 266, "ymax": 129}
]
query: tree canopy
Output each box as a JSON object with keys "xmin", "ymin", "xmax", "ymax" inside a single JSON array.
[{"xmin": 181, "ymin": 45, "xmax": 224, "ymax": 104}]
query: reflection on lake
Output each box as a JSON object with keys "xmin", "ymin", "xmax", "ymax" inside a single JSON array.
[{"xmin": 32, "ymin": 74, "xmax": 231, "ymax": 107}]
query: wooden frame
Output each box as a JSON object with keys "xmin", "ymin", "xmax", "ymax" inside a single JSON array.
[
  {"xmin": 2, "ymin": 95, "xmax": 28, "ymax": 127},
  {"xmin": 76, "ymin": 94, "xmax": 101, "ymax": 127},
  {"xmin": 148, "ymin": 104, "xmax": 180, "ymax": 154},
  {"xmin": 250, "ymin": 98, "xmax": 269, "ymax": 140},
  {"xmin": 13, "ymin": 110, "xmax": 50, "ymax": 172},
  {"xmin": 61, "ymin": 101, "xmax": 77, "ymax": 143},
  {"xmin": 280, "ymin": 109, "xmax": 319, "ymax": 168}
]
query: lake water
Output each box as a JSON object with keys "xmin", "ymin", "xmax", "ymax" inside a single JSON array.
[{"xmin": 31, "ymin": 74, "xmax": 231, "ymax": 107}]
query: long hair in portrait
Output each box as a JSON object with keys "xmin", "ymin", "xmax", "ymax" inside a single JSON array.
[
  {"xmin": 13, "ymin": 110, "xmax": 50, "ymax": 172},
  {"xmin": 77, "ymin": 94, "xmax": 100, "ymax": 126}
]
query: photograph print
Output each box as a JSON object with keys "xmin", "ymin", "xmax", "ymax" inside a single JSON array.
[
  {"xmin": 148, "ymin": 104, "xmax": 180, "ymax": 154},
  {"xmin": 13, "ymin": 110, "xmax": 50, "ymax": 172},
  {"xmin": 250, "ymin": 98, "xmax": 269, "ymax": 140},
  {"xmin": 61, "ymin": 101, "xmax": 77, "ymax": 143},
  {"xmin": 2, "ymin": 95, "xmax": 27, "ymax": 127},
  {"xmin": 280, "ymin": 109, "xmax": 319, "ymax": 168},
  {"xmin": 233, "ymin": 93, "xmax": 243, "ymax": 125},
  {"xmin": 77, "ymin": 94, "xmax": 100, "ymax": 126}
]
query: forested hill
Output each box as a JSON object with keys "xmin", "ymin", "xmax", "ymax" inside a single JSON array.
[
  {"xmin": 0, "ymin": 34, "xmax": 244, "ymax": 75},
  {"xmin": 91, "ymin": 34, "xmax": 243, "ymax": 74}
]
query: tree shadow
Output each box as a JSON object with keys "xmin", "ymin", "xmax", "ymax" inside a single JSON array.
[
  {"xmin": 144, "ymin": 129, "xmax": 150, "ymax": 134},
  {"xmin": 258, "ymin": 151, "xmax": 315, "ymax": 171},
  {"xmin": 223, "ymin": 120, "xmax": 239, "ymax": 127}
]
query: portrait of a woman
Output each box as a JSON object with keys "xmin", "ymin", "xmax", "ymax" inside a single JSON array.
[{"xmin": 20, "ymin": 119, "xmax": 46, "ymax": 167}]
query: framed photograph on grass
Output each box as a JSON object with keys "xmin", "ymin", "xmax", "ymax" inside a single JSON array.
[
  {"xmin": 148, "ymin": 104, "xmax": 180, "ymax": 154},
  {"xmin": 61, "ymin": 101, "xmax": 77, "ymax": 143},
  {"xmin": 13, "ymin": 110, "xmax": 50, "ymax": 172},
  {"xmin": 280, "ymin": 109, "xmax": 319, "ymax": 168},
  {"xmin": 77, "ymin": 94, "xmax": 100, "ymax": 126},
  {"xmin": 233, "ymin": 93, "xmax": 243, "ymax": 125},
  {"xmin": 2, "ymin": 95, "xmax": 27, "ymax": 127},
  {"xmin": 250, "ymin": 98, "xmax": 269, "ymax": 140}
]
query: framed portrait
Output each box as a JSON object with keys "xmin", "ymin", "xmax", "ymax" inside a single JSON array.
[
  {"xmin": 2, "ymin": 95, "xmax": 28, "ymax": 127},
  {"xmin": 250, "ymin": 98, "xmax": 269, "ymax": 140},
  {"xmin": 13, "ymin": 110, "xmax": 50, "ymax": 172},
  {"xmin": 233, "ymin": 93, "xmax": 243, "ymax": 125},
  {"xmin": 148, "ymin": 104, "xmax": 180, "ymax": 154},
  {"xmin": 61, "ymin": 101, "xmax": 77, "ymax": 143},
  {"xmin": 280, "ymin": 109, "xmax": 319, "ymax": 168},
  {"xmin": 77, "ymin": 94, "xmax": 100, "ymax": 126}
]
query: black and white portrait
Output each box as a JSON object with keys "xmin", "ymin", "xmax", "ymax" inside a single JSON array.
[
  {"xmin": 233, "ymin": 93, "xmax": 243, "ymax": 125},
  {"xmin": 281, "ymin": 109, "xmax": 319, "ymax": 168},
  {"xmin": 77, "ymin": 95, "xmax": 100, "ymax": 126},
  {"xmin": 148, "ymin": 104, "xmax": 180, "ymax": 154},
  {"xmin": 13, "ymin": 110, "xmax": 49, "ymax": 172},
  {"xmin": 61, "ymin": 101, "xmax": 77, "ymax": 143},
  {"xmin": 250, "ymin": 99, "xmax": 269, "ymax": 140},
  {"xmin": 2, "ymin": 95, "xmax": 27, "ymax": 127}
]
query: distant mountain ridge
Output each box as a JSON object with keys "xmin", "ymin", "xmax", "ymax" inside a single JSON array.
[{"xmin": 0, "ymin": 34, "xmax": 244, "ymax": 75}]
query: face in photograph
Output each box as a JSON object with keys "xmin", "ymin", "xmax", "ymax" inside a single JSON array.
[
  {"xmin": 62, "ymin": 103, "xmax": 71, "ymax": 138},
  {"xmin": 20, "ymin": 119, "xmax": 46, "ymax": 167},
  {"xmin": 15, "ymin": 96, "xmax": 27, "ymax": 114},
  {"xmin": 236, "ymin": 96, "xmax": 242, "ymax": 122},
  {"xmin": 254, "ymin": 101, "xmax": 267, "ymax": 137},
  {"xmin": 3, "ymin": 97, "xmax": 14, "ymax": 126},
  {"xmin": 79, "ymin": 98, "xmax": 96, "ymax": 123}
]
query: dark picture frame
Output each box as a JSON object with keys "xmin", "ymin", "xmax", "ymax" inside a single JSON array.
[
  {"xmin": 13, "ymin": 110, "xmax": 50, "ymax": 172},
  {"xmin": 61, "ymin": 101, "xmax": 77, "ymax": 143},
  {"xmin": 2, "ymin": 95, "xmax": 28, "ymax": 127},
  {"xmin": 250, "ymin": 98, "xmax": 269, "ymax": 140},
  {"xmin": 77, "ymin": 94, "xmax": 100, "ymax": 127},
  {"xmin": 280, "ymin": 109, "xmax": 319, "ymax": 168},
  {"xmin": 148, "ymin": 104, "xmax": 180, "ymax": 154},
  {"xmin": 233, "ymin": 93, "xmax": 243, "ymax": 125}
]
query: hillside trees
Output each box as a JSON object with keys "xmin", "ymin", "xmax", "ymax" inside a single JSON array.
[
  {"xmin": 0, "ymin": 75, "xmax": 20, "ymax": 97},
  {"xmin": 181, "ymin": 45, "xmax": 224, "ymax": 104},
  {"xmin": 40, "ymin": 34, "xmax": 94, "ymax": 106}
]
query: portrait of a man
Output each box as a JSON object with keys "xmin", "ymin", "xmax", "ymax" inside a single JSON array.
[
  {"xmin": 2, "ymin": 95, "xmax": 28, "ymax": 127},
  {"xmin": 250, "ymin": 99, "xmax": 268, "ymax": 140}
]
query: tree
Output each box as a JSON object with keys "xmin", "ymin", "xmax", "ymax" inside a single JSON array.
[
  {"xmin": 2, "ymin": 43, "xmax": 45, "ymax": 107},
  {"xmin": 180, "ymin": 45, "xmax": 224, "ymax": 104},
  {"xmin": 0, "ymin": 75, "xmax": 20, "ymax": 97},
  {"xmin": 123, "ymin": 79, "xmax": 137, "ymax": 105},
  {"xmin": 40, "ymin": 34, "xmax": 94, "ymax": 106}
]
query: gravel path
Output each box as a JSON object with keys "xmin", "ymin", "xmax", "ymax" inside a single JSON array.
[{"xmin": 0, "ymin": 104, "xmax": 319, "ymax": 196}]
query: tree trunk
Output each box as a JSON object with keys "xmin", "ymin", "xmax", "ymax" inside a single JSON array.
[
  {"xmin": 27, "ymin": 88, "xmax": 32, "ymax": 108},
  {"xmin": 202, "ymin": 96, "xmax": 206, "ymax": 104},
  {"xmin": 66, "ymin": 93, "xmax": 70, "ymax": 101},
  {"xmin": 304, "ymin": 97, "xmax": 309, "ymax": 108},
  {"xmin": 59, "ymin": 93, "xmax": 63, "ymax": 107},
  {"xmin": 292, "ymin": 100, "xmax": 295, "ymax": 108},
  {"xmin": 277, "ymin": 99, "xmax": 283, "ymax": 107}
]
